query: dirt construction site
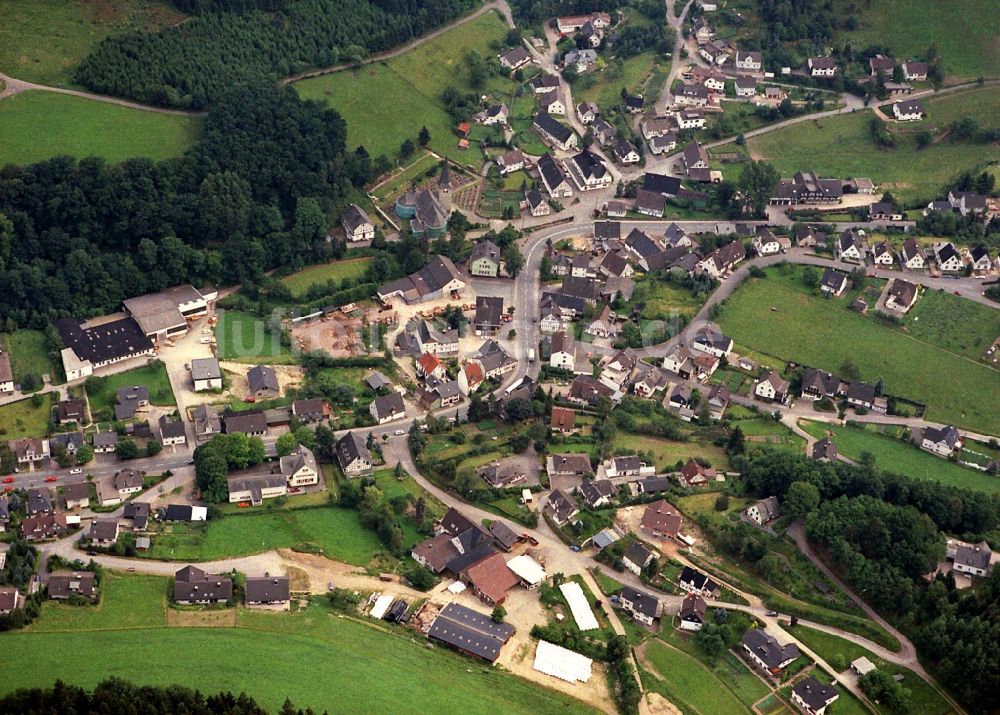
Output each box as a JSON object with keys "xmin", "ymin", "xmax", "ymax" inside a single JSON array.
[
  {"xmin": 288, "ymin": 312, "xmax": 365, "ymax": 358},
  {"xmin": 220, "ymin": 361, "xmax": 305, "ymax": 399}
]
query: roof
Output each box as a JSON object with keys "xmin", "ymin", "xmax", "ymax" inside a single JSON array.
[
  {"xmin": 679, "ymin": 566, "xmax": 716, "ymax": 592},
  {"xmin": 191, "ymin": 358, "xmax": 221, "ymax": 381},
  {"xmin": 55, "ymin": 316, "xmax": 153, "ymax": 366},
  {"xmin": 820, "ymin": 267, "xmax": 848, "ymax": 291},
  {"xmin": 812, "ymin": 437, "xmax": 838, "ymax": 461},
  {"xmin": 336, "ymin": 431, "xmax": 371, "ymax": 467},
  {"xmin": 48, "ymin": 570, "xmax": 97, "ymax": 599},
  {"xmin": 641, "ymin": 500, "xmax": 682, "ymax": 535},
  {"xmin": 247, "ymin": 365, "xmax": 279, "ymax": 394},
  {"xmin": 743, "ymin": 629, "xmax": 801, "ymax": 668},
  {"xmin": 466, "ymin": 552, "xmax": 519, "ymax": 603},
  {"xmin": 533, "ymin": 640, "xmax": 593, "ymax": 683},
  {"xmin": 547, "ymin": 489, "xmax": 579, "ymax": 523},
  {"xmin": 751, "ymin": 496, "xmax": 780, "ymax": 522},
  {"xmin": 224, "ymin": 409, "xmax": 268, "ymax": 435},
  {"xmin": 793, "ymin": 676, "xmax": 838, "ymax": 710},
  {"xmin": 380, "ymin": 254, "xmax": 462, "ymax": 299},
  {"xmin": 371, "ymin": 392, "xmax": 405, "ymax": 420},
  {"xmin": 888, "ymin": 279, "xmax": 917, "ymax": 306},
  {"xmin": 341, "ymin": 203, "xmax": 373, "ymax": 233},
  {"xmin": 88, "ymin": 519, "xmax": 119, "ymax": 542},
  {"xmin": 534, "ymin": 113, "xmax": 572, "ymax": 144},
  {"xmin": 548, "ymin": 453, "xmax": 592, "ymax": 476},
  {"xmin": 245, "ymin": 576, "xmax": 290, "ymax": 602},
  {"xmin": 122, "ymin": 284, "xmax": 204, "ymax": 336},
  {"xmin": 559, "ymin": 581, "xmax": 600, "ymax": 631},
  {"xmin": 551, "ymin": 406, "xmax": 576, "ymax": 431},
  {"xmin": 439, "ymin": 507, "xmax": 479, "ymax": 537},
  {"xmin": 173, "ymin": 565, "xmax": 233, "ymax": 602},
  {"xmin": 682, "ymin": 140, "xmax": 709, "ymax": 167},
  {"xmin": 894, "ymin": 98, "xmax": 924, "ymax": 114},
  {"xmin": 500, "ymin": 46, "xmax": 530, "ymax": 65},
  {"xmin": 475, "ymin": 295, "xmax": 504, "ymax": 327},
  {"xmin": 506, "ymin": 554, "xmax": 546, "ymax": 585},
  {"xmin": 123, "ymin": 500, "xmax": 150, "ymax": 529},
  {"xmin": 759, "ymin": 371, "xmax": 790, "ymax": 395},
  {"xmin": 680, "ymin": 593, "xmax": 707, "ymax": 622},
  {"xmin": 469, "ymin": 239, "xmax": 501, "ymax": 265},
  {"xmin": 852, "ymin": 656, "xmax": 876, "ymax": 675},
  {"xmin": 635, "ymin": 189, "xmax": 667, "ymax": 216},
  {"xmin": 538, "ymin": 153, "xmax": 568, "ymax": 192},
  {"xmin": 489, "ymin": 520, "xmax": 520, "ymax": 550},
  {"xmin": 624, "ymin": 541, "xmax": 653, "ymax": 569},
  {"xmin": 568, "ymin": 375, "xmax": 614, "ymax": 405},
  {"xmin": 642, "ymin": 172, "xmax": 681, "ymax": 196},
  {"xmin": 158, "ymin": 415, "xmax": 186, "ymax": 441},
  {"xmin": 62, "ymin": 481, "xmax": 89, "ymax": 503},
  {"xmin": 809, "ymin": 56, "xmax": 836, "ymax": 68},
  {"xmin": 428, "ymin": 602, "xmax": 515, "ymax": 662},
  {"xmin": 227, "ymin": 469, "xmax": 286, "ymax": 495},
  {"xmin": 621, "ymin": 585, "xmax": 659, "ymax": 618},
  {"xmin": 578, "ymin": 479, "xmax": 614, "ymax": 507},
  {"xmin": 571, "ymin": 149, "xmax": 608, "ymax": 180}
]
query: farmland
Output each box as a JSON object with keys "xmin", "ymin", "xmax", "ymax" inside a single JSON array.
[
  {"xmin": 0, "ymin": 0, "xmax": 187, "ymax": 86},
  {"xmin": 839, "ymin": 0, "xmax": 999, "ymax": 79},
  {"xmin": 1, "ymin": 591, "xmax": 597, "ymax": 715},
  {"xmin": 0, "ymin": 392, "xmax": 56, "ymax": 441},
  {"xmin": 748, "ymin": 109, "xmax": 993, "ymax": 202},
  {"xmin": 280, "ymin": 257, "xmax": 373, "ymax": 298},
  {"xmin": 215, "ymin": 311, "xmax": 292, "ymax": 362},
  {"xmin": 85, "ymin": 361, "xmax": 175, "ymax": 418},
  {"xmin": 799, "ymin": 420, "xmax": 1000, "ymax": 494},
  {"xmin": 0, "ymin": 91, "xmax": 201, "ymax": 167},
  {"xmin": 294, "ymin": 11, "xmax": 514, "ymax": 159},
  {"xmin": 715, "ymin": 268, "xmax": 1000, "ymax": 435},
  {"xmin": 0, "ymin": 329, "xmax": 60, "ymax": 384}
]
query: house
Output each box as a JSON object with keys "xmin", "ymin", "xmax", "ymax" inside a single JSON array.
[
  {"xmin": 158, "ymin": 415, "xmax": 187, "ymax": 447},
  {"xmin": 550, "ymin": 406, "xmax": 577, "ymax": 433},
  {"xmin": 693, "ymin": 16, "xmax": 713, "ymax": 43},
  {"xmin": 795, "ymin": 227, "xmax": 827, "ymax": 247},
  {"xmin": 675, "ymin": 83, "xmax": 709, "ymax": 107},
  {"xmin": 564, "ymin": 48, "xmax": 598, "ymax": 73},
  {"xmin": 550, "ymin": 331, "xmax": 577, "ymax": 371},
  {"xmin": 692, "ymin": 327, "xmax": 733, "ymax": 358},
  {"xmin": 899, "ymin": 238, "xmax": 926, "ymax": 269},
  {"xmin": 698, "ymin": 40, "xmax": 730, "ymax": 66},
  {"xmin": 603, "ymin": 455, "xmax": 648, "ymax": 479},
  {"xmin": 113, "ymin": 384, "xmax": 150, "ymax": 420},
  {"xmin": 335, "ymin": 432, "xmax": 372, "ymax": 477},
  {"xmin": 648, "ymin": 133, "xmax": 678, "ymax": 155},
  {"xmin": 530, "ymin": 74, "xmax": 560, "ymax": 93},
  {"xmin": 191, "ymin": 358, "xmax": 222, "ymax": 391},
  {"xmin": 56, "ymin": 399, "xmax": 86, "ymax": 425},
  {"xmin": 735, "ymin": 75, "xmax": 757, "ymax": 97},
  {"xmin": 808, "ymin": 56, "xmax": 837, "ymax": 76},
  {"xmin": 970, "ymin": 245, "xmax": 993, "ymax": 273},
  {"xmin": 20, "ymin": 512, "xmax": 68, "ymax": 541},
  {"xmin": 470, "ymin": 339, "xmax": 517, "ymax": 380},
  {"xmin": 921, "ymin": 425, "xmax": 962, "ymax": 456},
  {"xmin": 679, "ymin": 593, "xmax": 707, "ymax": 631},
  {"xmin": 742, "ymin": 630, "xmax": 800, "ymax": 674},
  {"xmin": 62, "ymin": 482, "xmax": 90, "ymax": 510},
  {"xmin": 755, "ymin": 371, "xmax": 789, "ymax": 403},
  {"xmin": 525, "ymin": 188, "xmax": 550, "ymax": 217},
  {"xmin": 886, "ymin": 279, "xmax": 918, "ymax": 312},
  {"xmin": 538, "ymin": 90, "xmax": 565, "ymax": 115},
  {"xmin": 812, "ymin": 438, "xmax": 838, "ymax": 462},
  {"xmin": 613, "ymin": 139, "xmax": 640, "ymax": 165},
  {"xmin": 791, "ymin": 677, "xmax": 839, "ymax": 715},
  {"xmin": 378, "ymin": 254, "xmax": 465, "ymax": 304},
  {"xmin": 223, "ymin": 410, "xmax": 268, "ymax": 437},
  {"xmin": 547, "ymin": 453, "xmax": 594, "ymax": 480},
  {"xmin": 592, "ymin": 116, "xmax": 617, "ymax": 145},
  {"xmin": 635, "ymin": 189, "xmax": 666, "ymax": 218},
  {"xmin": 370, "ymin": 393, "xmax": 406, "ymax": 424},
  {"xmin": 599, "ymin": 250, "xmax": 632, "ymax": 279},
  {"xmin": 746, "ymin": 496, "xmax": 780, "ymax": 526},
  {"xmin": 624, "ymin": 94, "xmax": 644, "ymax": 113},
  {"xmin": 9, "ymin": 437, "xmax": 48, "ymax": 467},
  {"xmin": 578, "ymin": 479, "xmax": 615, "ymax": 509},
  {"xmin": 0, "ymin": 586, "xmax": 21, "ymax": 614},
  {"xmin": 902, "ymin": 61, "xmax": 928, "ymax": 81},
  {"xmin": 341, "ymin": 203, "xmax": 375, "ymax": 242},
  {"xmin": 291, "ymin": 397, "xmax": 327, "ymax": 423},
  {"xmin": 49, "ymin": 431, "xmax": 84, "ymax": 458},
  {"xmin": 699, "ymin": 240, "xmax": 744, "ymax": 277},
  {"xmin": 427, "ymin": 602, "xmax": 515, "ymax": 663},
  {"xmin": 498, "ymin": 46, "xmax": 531, "ymax": 71},
  {"xmin": 537, "ymin": 153, "xmax": 574, "ymax": 198},
  {"xmin": 48, "ymin": 571, "xmax": 97, "ymax": 601},
  {"xmin": 467, "ymin": 240, "xmax": 502, "ymax": 278},
  {"xmin": 871, "ymin": 241, "xmax": 894, "ymax": 265},
  {"xmin": 770, "ymin": 171, "xmax": 843, "ymax": 205},
  {"xmin": 679, "ymin": 459, "xmax": 717, "ymax": 486},
  {"xmin": 625, "ymin": 228, "xmax": 666, "ymax": 270},
  {"xmin": 765, "ymin": 86, "xmax": 787, "ymax": 102},
  {"xmin": 752, "ymin": 227, "xmax": 785, "ymax": 255},
  {"xmin": 414, "ymin": 320, "xmax": 459, "ymax": 357},
  {"xmin": 735, "ymin": 51, "xmax": 763, "ymax": 72},
  {"xmin": 191, "ymin": 404, "xmax": 222, "ymax": 441},
  {"xmin": 948, "ymin": 189, "xmax": 987, "ymax": 216},
  {"xmin": 478, "ymin": 461, "xmax": 527, "ymax": 489},
  {"xmin": 55, "ymin": 315, "xmax": 155, "ymax": 381},
  {"xmin": 474, "ymin": 296, "xmax": 504, "ymax": 337},
  {"xmin": 474, "ymin": 103, "xmax": 509, "ymax": 125},
  {"xmin": 465, "ymin": 552, "xmax": 519, "ymax": 605},
  {"xmin": 88, "ymin": 519, "xmax": 120, "ymax": 547},
  {"xmin": 641, "ymin": 500, "xmax": 682, "ymax": 539},
  {"xmin": 935, "ymin": 242, "xmax": 964, "ymax": 272},
  {"xmin": 953, "ymin": 541, "xmax": 992, "ymax": 577},
  {"xmin": 245, "ymin": 576, "xmax": 291, "ymax": 610},
  {"xmin": 707, "ymin": 383, "xmax": 730, "ymax": 419},
  {"xmin": 394, "ymin": 184, "xmax": 449, "ymax": 237},
  {"xmin": 496, "ymin": 148, "xmax": 526, "ymax": 176},
  {"xmin": 0, "ymin": 353, "xmax": 12, "ymax": 394},
  {"xmin": 679, "ymin": 566, "xmax": 717, "ymax": 597},
  {"xmin": 546, "ymin": 489, "xmax": 580, "ymax": 525},
  {"xmin": 567, "ymin": 375, "xmax": 615, "ymax": 406},
  {"xmin": 869, "ymin": 54, "xmax": 896, "ymax": 76},
  {"xmin": 851, "ymin": 657, "xmax": 877, "ymax": 677},
  {"xmin": 836, "ymin": 231, "xmax": 865, "ymax": 262},
  {"xmin": 122, "ymin": 501, "xmax": 150, "ymax": 531},
  {"xmin": 280, "ymin": 446, "xmax": 319, "ymax": 488},
  {"xmin": 846, "ymin": 381, "xmax": 882, "ymax": 412},
  {"xmin": 623, "ymin": 541, "xmax": 654, "ymax": 576},
  {"xmin": 174, "ymin": 565, "xmax": 233, "ymax": 605},
  {"xmin": 892, "ymin": 98, "xmax": 924, "ymax": 121},
  {"xmin": 819, "ymin": 268, "xmax": 849, "ymax": 297},
  {"xmin": 642, "ymin": 116, "xmax": 674, "ymax": 139},
  {"xmin": 112, "ymin": 468, "xmax": 144, "ymax": 499},
  {"xmin": 576, "ymin": 101, "xmax": 598, "ymax": 124},
  {"xmin": 567, "ymin": 149, "xmax": 612, "ymax": 191},
  {"xmin": 620, "ymin": 585, "xmax": 660, "ymax": 626}
]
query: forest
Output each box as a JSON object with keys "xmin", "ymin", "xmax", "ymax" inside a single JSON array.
[
  {"xmin": 738, "ymin": 451, "xmax": 1000, "ymax": 712},
  {"xmin": 74, "ymin": 0, "xmax": 476, "ymax": 107},
  {"xmin": 0, "ymin": 85, "xmax": 379, "ymax": 329}
]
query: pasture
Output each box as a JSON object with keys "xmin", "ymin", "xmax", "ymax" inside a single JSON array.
[
  {"xmin": 0, "ymin": 0, "xmax": 186, "ymax": 85},
  {"xmin": 0, "ymin": 393, "xmax": 56, "ymax": 441},
  {"xmin": 0, "ymin": 329, "xmax": 60, "ymax": 383},
  {"xmin": 612, "ymin": 433, "xmax": 731, "ymax": 472},
  {"xmin": 905, "ymin": 289, "xmax": 1000, "ymax": 361},
  {"xmin": 748, "ymin": 110, "xmax": 993, "ymax": 202},
  {"xmin": 642, "ymin": 639, "xmax": 754, "ymax": 715},
  {"xmin": 715, "ymin": 270, "xmax": 1000, "ymax": 435},
  {"xmin": 294, "ymin": 11, "xmax": 514, "ymax": 159},
  {"xmin": 923, "ymin": 86, "xmax": 1000, "ymax": 130},
  {"xmin": 0, "ymin": 91, "xmax": 201, "ymax": 167},
  {"xmin": 30, "ymin": 573, "xmax": 168, "ymax": 632},
  {"xmin": 280, "ymin": 257, "xmax": 373, "ymax": 297}
]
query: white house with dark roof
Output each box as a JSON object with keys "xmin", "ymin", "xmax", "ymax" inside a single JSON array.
[
  {"xmin": 791, "ymin": 676, "xmax": 839, "ymax": 715},
  {"xmin": 537, "ymin": 154, "xmax": 574, "ymax": 199},
  {"xmin": 341, "ymin": 204, "xmax": 375, "ymax": 242},
  {"xmin": 819, "ymin": 267, "xmax": 849, "ymax": 297},
  {"xmin": 892, "ymin": 98, "xmax": 924, "ymax": 121},
  {"xmin": 836, "ymin": 231, "xmax": 865, "ymax": 262},
  {"xmin": 745, "ymin": 496, "xmax": 780, "ymax": 526},
  {"xmin": 808, "ymin": 56, "xmax": 837, "ymax": 76},
  {"xmin": 899, "ymin": 238, "xmax": 925, "ymax": 269},
  {"xmin": 533, "ymin": 113, "xmax": 576, "ymax": 151},
  {"xmin": 953, "ymin": 541, "xmax": 991, "ymax": 577},
  {"xmin": 620, "ymin": 585, "xmax": 660, "ymax": 626},
  {"xmin": 920, "ymin": 425, "xmax": 962, "ymax": 456},
  {"xmin": 934, "ymin": 242, "xmax": 964, "ymax": 272},
  {"xmin": 369, "ymin": 393, "xmax": 406, "ymax": 424},
  {"xmin": 498, "ymin": 47, "xmax": 531, "ymax": 71},
  {"xmin": 735, "ymin": 51, "xmax": 762, "ymax": 72}
]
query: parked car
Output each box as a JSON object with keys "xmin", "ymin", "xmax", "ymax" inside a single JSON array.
[
  {"xmin": 69, "ymin": 468, "xmax": 82, "ymax": 475},
  {"xmin": 44, "ymin": 476, "xmax": 58, "ymax": 482}
]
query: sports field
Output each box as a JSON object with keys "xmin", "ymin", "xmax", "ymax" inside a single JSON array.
[
  {"xmin": 294, "ymin": 11, "xmax": 514, "ymax": 158},
  {"xmin": 716, "ymin": 269, "xmax": 1000, "ymax": 435}
]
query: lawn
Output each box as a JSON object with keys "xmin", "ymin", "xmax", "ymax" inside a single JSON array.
[
  {"xmin": 799, "ymin": 420, "xmax": 1000, "ymax": 494},
  {"xmin": 789, "ymin": 625, "xmax": 956, "ymax": 715},
  {"xmin": 370, "ymin": 151, "xmax": 440, "ymax": 202},
  {"xmin": 215, "ymin": 311, "xmax": 293, "ymax": 362},
  {"xmin": 612, "ymin": 433, "xmax": 731, "ymax": 472},
  {"xmin": 0, "ymin": 0, "xmax": 187, "ymax": 86},
  {"xmin": 294, "ymin": 11, "xmax": 514, "ymax": 158},
  {"xmin": 85, "ymin": 361, "xmax": 175, "ymax": 417},
  {"xmin": 748, "ymin": 110, "xmax": 994, "ymax": 202},
  {"xmin": 643, "ymin": 639, "xmax": 754, "ymax": 715},
  {"xmin": 839, "ymin": 0, "xmax": 999, "ymax": 79},
  {"xmin": 0, "ymin": 608, "xmax": 598, "ymax": 715},
  {"xmin": 574, "ymin": 52, "xmax": 667, "ymax": 111},
  {"xmin": 923, "ymin": 86, "xmax": 1000, "ymax": 130},
  {"xmin": 280, "ymin": 257, "xmax": 373, "ymax": 297},
  {"xmin": 30, "ymin": 573, "xmax": 168, "ymax": 632},
  {"xmin": 905, "ymin": 289, "xmax": 1000, "ymax": 361},
  {"xmin": 0, "ymin": 91, "xmax": 201, "ymax": 167},
  {"xmin": 1, "ymin": 329, "xmax": 60, "ymax": 383},
  {"xmin": 632, "ymin": 277, "xmax": 703, "ymax": 321},
  {"xmin": 143, "ymin": 506, "xmax": 388, "ymax": 566},
  {"xmin": 716, "ymin": 269, "xmax": 1000, "ymax": 435},
  {"xmin": 0, "ymin": 392, "xmax": 56, "ymax": 440}
]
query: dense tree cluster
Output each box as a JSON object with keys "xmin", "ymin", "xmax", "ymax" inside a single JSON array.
[
  {"xmin": 509, "ymin": 0, "xmax": 614, "ymax": 28},
  {"xmin": 76, "ymin": 0, "xmax": 475, "ymax": 107},
  {"xmin": 194, "ymin": 433, "xmax": 267, "ymax": 502}
]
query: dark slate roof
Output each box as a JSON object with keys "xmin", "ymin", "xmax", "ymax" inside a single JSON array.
[
  {"xmin": 55, "ymin": 316, "xmax": 153, "ymax": 365},
  {"xmin": 578, "ymin": 479, "xmax": 614, "ymax": 508},
  {"xmin": 621, "ymin": 585, "xmax": 658, "ymax": 618},
  {"xmin": 533, "ymin": 112, "xmax": 572, "ymax": 144},
  {"xmin": 637, "ymin": 477, "xmax": 672, "ymax": 493},
  {"xmin": 475, "ymin": 296, "xmax": 504, "ymax": 328},
  {"xmin": 342, "ymin": 203, "xmax": 373, "ymax": 233},
  {"xmin": 624, "ymin": 541, "xmax": 653, "ymax": 568},
  {"xmin": 680, "ymin": 593, "xmax": 707, "ymax": 622},
  {"xmin": 336, "ymin": 432, "xmax": 371, "ymax": 467},
  {"xmin": 371, "ymin": 392, "xmax": 405, "ymax": 420},
  {"xmin": 224, "ymin": 410, "xmax": 268, "ymax": 434},
  {"xmin": 792, "ymin": 676, "xmax": 838, "ymax": 710},
  {"xmin": 820, "ymin": 267, "xmax": 848, "ymax": 291},
  {"xmin": 247, "ymin": 365, "xmax": 279, "ymax": 394},
  {"xmin": 245, "ymin": 576, "xmax": 290, "ymax": 603},
  {"xmin": 679, "ymin": 566, "xmax": 716, "ymax": 592},
  {"xmin": 742, "ymin": 629, "xmax": 801, "ymax": 668},
  {"xmin": 428, "ymin": 602, "xmax": 515, "ymax": 662},
  {"xmin": 642, "ymin": 172, "xmax": 681, "ymax": 196},
  {"xmin": 174, "ymin": 565, "xmax": 233, "ymax": 603},
  {"xmin": 164, "ymin": 504, "xmax": 194, "ymax": 521},
  {"xmin": 538, "ymin": 153, "xmax": 567, "ymax": 189}
]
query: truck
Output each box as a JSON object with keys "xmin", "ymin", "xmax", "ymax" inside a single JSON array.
[{"xmin": 527, "ymin": 348, "xmax": 536, "ymax": 362}]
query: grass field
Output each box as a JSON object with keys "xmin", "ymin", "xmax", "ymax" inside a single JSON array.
[
  {"xmin": 0, "ymin": 91, "xmax": 202, "ymax": 167},
  {"xmin": 839, "ymin": 0, "xmax": 999, "ymax": 79},
  {"xmin": 216, "ymin": 311, "xmax": 292, "ymax": 361},
  {"xmin": 633, "ymin": 277, "xmax": 703, "ymax": 321},
  {"xmin": 716, "ymin": 270, "xmax": 1000, "ymax": 435},
  {"xmin": 280, "ymin": 257, "xmax": 373, "ymax": 297},
  {"xmin": 905, "ymin": 290, "xmax": 1000, "ymax": 361},
  {"xmin": 2, "ymin": 600, "xmax": 597, "ymax": 714},
  {"xmin": 923, "ymin": 86, "xmax": 1000, "ymax": 129},
  {"xmin": 294, "ymin": 11, "xmax": 513, "ymax": 158},
  {"xmin": 0, "ymin": 392, "xmax": 56, "ymax": 440},
  {"xmin": 612, "ymin": 433, "xmax": 731, "ymax": 472},
  {"xmin": 143, "ymin": 506, "xmax": 388, "ymax": 566},
  {"xmin": 370, "ymin": 151, "xmax": 440, "ymax": 202},
  {"xmin": 1, "ymin": 329, "xmax": 59, "ymax": 383},
  {"xmin": 30, "ymin": 573, "xmax": 167, "ymax": 632},
  {"xmin": 748, "ymin": 110, "xmax": 993, "ymax": 202},
  {"xmin": 574, "ymin": 52, "xmax": 666, "ymax": 110},
  {"xmin": 799, "ymin": 420, "xmax": 1000, "ymax": 494},
  {"xmin": 0, "ymin": 0, "xmax": 187, "ymax": 86},
  {"xmin": 643, "ymin": 639, "xmax": 754, "ymax": 714},
  {"xmin": 86, "ymin": 361, "xmax": 175, "ymax": 416},
  {"xmin": 789, "ymin": 626, "xmax": 956, "ymax": 715}
]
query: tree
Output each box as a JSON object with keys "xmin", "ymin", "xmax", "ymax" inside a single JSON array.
[
  {"xmin": 785, "ymin": 481, "xmax": 821, "ymax": 518},
  {"xmin": 418, "ymin": 126, "xmax": 430, "ymax": 146},
  {"xmin": 115, "ymin": 439, "xmax": 140, "ymax": 460},
  {"xmin": 839, "ymin": 360, "xmax": 861, "ymax": 381},
  {"xmin": 715, "ymin": 494, "xmax": 730, "ymax": 511},
  {"xmin": 727, "ymin": 426, "xmax": 745, "ymax": 454},
  {"xmin": 736, "ymin": 160, "xmax": 780, "ymax": 218},
  {"xmin": 802, "ymin": 266, "xmax": 819, "ymax": 288},
  {"xmin": 492, "ymin": 605, "xmax": 507, "ymax": 623},
  {"xmin": 859, "ymin": 670, "xmax": 910, "ymax": 713},
  {"xmin": 502, "ymin": 242, "xmax": 524, "ymax": 277},
  {"xmin": 399, "ymin": 138, "xmax": 416, "ymax": 159},
  {"xmin": 145, "ymin": 440, "xmax": 162, "ymax": 458},
  {"xmin": 194, "ymin": 442, "xmax": 230, "ymax": 503},
  {"xmin": 275, "ymin": 432, "xmax": 298, "ymax": 457},
  {"xmin": 75, "ymin": 445, "xmax": 94, "ymax": 465}
]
